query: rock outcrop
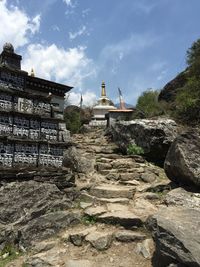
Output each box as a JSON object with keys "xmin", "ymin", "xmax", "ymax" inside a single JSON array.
[
  {"xmin": 158, "ymin": 70, "xmax": 188, "ymax": 102},
  {"xmin": 164, "ymin": 130, "xmax": 200, "ymax": 188},
  {"xmin": 109, "ymin": 119, "xmax": 178, "ymax": 162},
  {"xmin": 0, "ymin": 181, "xmax": 80, "ymax": 248},
  {"xmin": 63, "ymin": 146, "xmax": 95, "ymax": 174},
  {"xmin": 147, "ymin": 207, "xmax": 200, "ymax": 267}
]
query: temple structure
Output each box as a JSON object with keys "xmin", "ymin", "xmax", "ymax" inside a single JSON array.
[
  {"xmin": 0, "ymin": 43, "xmax": 72, "ymax": 168},
  {"xmin": 90, "ymin": 82, "xmax": 117, "ymax": 126}
]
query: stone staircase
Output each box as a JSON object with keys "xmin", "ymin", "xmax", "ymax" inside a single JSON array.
[
  {"xmin": 15, "ymin": 127, "xmax": 171, "ymax": 267},
  {"xmin": 72, "ymin": 127, "xmax": 168, "ymax": 230}
]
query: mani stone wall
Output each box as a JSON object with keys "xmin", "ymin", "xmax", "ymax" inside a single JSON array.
[{"xmin": 0, "ymin": 42, "xmax": 72, "ymax": 169}]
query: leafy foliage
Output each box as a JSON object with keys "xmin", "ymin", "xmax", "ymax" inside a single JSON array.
[
  {"xmin": 0, "ymin": 244, "xmax": 21, "ymax": 267},
  {"xmin": 64, "ymin": 105, "xmax": 93, "ymax": 134},
  {"xmin": 174, "ymin": 77, "xmax": 200, "ymax": 123},
  {"xmin": 135, "ymin": 89, "xmax": 167, "ymax": 118},
  {"xmin": 127, "ymin": 144, "xmax": 144, "ymax": 155},
  {"xmin": 186, "ymin": 38, "xmax": 200, "ymax": 78}
]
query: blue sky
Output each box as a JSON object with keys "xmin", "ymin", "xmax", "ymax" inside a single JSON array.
[{"xmin": 0, "ymin": 0, "xmax": 200, "ymax": 106}]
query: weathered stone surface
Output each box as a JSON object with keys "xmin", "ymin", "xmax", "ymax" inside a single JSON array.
[
  {"xmin": 164, "ymin": 130, "xmax": 200, "ymax": 187},
  {"xmin": 0, "ymin": 168, "xmax": 75, "ymax": 189},
  {"xmin": 63, "ymin": 146, "xmax": 95, "ymax": 174},
  {"xmin": 21, "ymin": 211, "xmax": 80, "ymax": 247},
  {"xmin": 90, "ymin": 184, "xmax": 135, "ymax": 199},
  {"xmin": 69, "ymin": 227, "xmax": 96, "ymax": 246},
  {"xmin": 135, "ymin": 238, "xmax": 154, "ymax": 259},
  {"xmin": 0, "ymin": 181, "xmax": 80, "ymax": 248},
  {"xmin": 25, "ymin": 257, "xmax": 52, "ymax": 267},
  {"xmin": 98, "ymin": 210, "xmax": 142, "ymax": 228},
  {"xmin": 84, "ymin": 206, "xmax": 107, "ymax": 217},
  {"xmin": 133, "ymin": 198, "xmax": 158, "ymax": 222},
  {"xmin": 140, "ymin": 172, "xmax": 157, "ymax": 183},
  {"xmin": 147, "ymin": 207, "xmax": 200, "ymax": 267},
  {"xmin": 119, "ymin": 173, "xmax": 141, "ymax": 181},
  {"xmin": 115, "ymin": 230, "xmax": 146, "ymax": 242},
  {"xmin": 164, "ymin": 187, "xmax": 200, "ymax": 209},
  {"xmin": 32, "ymin": 241, "xmax": 57, "ymax": 254},
  {"xmin": 109, "ymin": 119, "xmax": 178, "ymax": 162},
  {"xmin": 85, "ymin": 231, "xmax": 113, "ymax": 250}
]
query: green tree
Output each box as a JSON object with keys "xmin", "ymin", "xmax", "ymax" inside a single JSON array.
[
  {"xmin": 186, "ymin": 38, "xmax": 200, "ymax": 78},
  {"xmin": 64, "ymin": 105, "xmax": 81, "ymax": 134},
  {"xmin": 136, "ymin": 89, "xmax": 166, "ymax": 118},
  {"xmin": 175, "ymin": 77, "xmax": 200, "ymax": 123}
]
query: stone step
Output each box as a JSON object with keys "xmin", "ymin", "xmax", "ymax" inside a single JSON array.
[
  {"xmin": 90, "ymin": 184, "xmax": 135, "ymax": 199},
  {"xmin": 84, "ymin": 204, "xmax": 143, "ymax": 228},
  {"xmin": 80, "ymin": 192, "xmax": 130, "ymax": 205}
]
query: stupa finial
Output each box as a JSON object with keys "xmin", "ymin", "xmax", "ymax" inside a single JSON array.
[{"xmin": 101, "ymin": 81, "xmax": 106, "ymax": 97}]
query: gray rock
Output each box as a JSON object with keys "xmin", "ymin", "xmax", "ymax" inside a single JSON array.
[
  {"xmin": 115, "ymin": 230, "xmax": 146, "ymax": 242},
  {"xmin": 164, "ymin": 187, "xmax": 200, "ymax": 209},
  {"xmin": 98, "ymin": 210, "xmax": 142, "ymax": 228},
  {"xmin": 135, "ymin": 239, "xmax": 154, "ymax": 259},
  {"xmin": 109, "ymin": 119, "xmax": 178, "ymax": 162},
  {"xmin": 140, "ymin": 172, "xmax": 157, "ymax": 183},
  {"xmin": 90, "ymin": 184, "xmax": 135, "ymax": 199},
  {"xmin": 85, "ymin": 231, "xmax": 113, "ymax": 250},
  {"xmin": 63, "ymin": 146, "xmax": 95, "ymax": 174},
  {"xmin": 21, "ymin": 211, "xmax": 80, "ymax": 247},
  {"xmin": 25, "ymin": 257, "xmax": 52, "ymax": 267},
  {"xmin": 164, "ymin": 130, "xmax": 200, "ymax": 187},
  {"xmin": 32, "ymin": 241, "xmax": 56, "ymax": 254},
  {"xmin": 147, "ymin": 207, "xmax": 200, "ymax": 267},
  {"xmin": 0, "ymin": 181, "xmax": 80, "ymax": 248},
  {"xmin": 69, "ymin": 228, "xmax": 96, "ymax": 246}
]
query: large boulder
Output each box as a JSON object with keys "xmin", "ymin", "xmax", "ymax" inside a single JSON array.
[
  {"xmin": 164, "ymin": 130, "xmax": 200, "ymax": 188},
  {"xmin": 0, "ymin": 181, "xmax": 80, "ymax": 249},
  {"xmin": 147, "ymin": 207, "xmax": 200, "ymax": 267},
  {"xmin": 110, "ymin": 119, "xmax": 178, "ymax": 162},
  {"xmin": 63, "ymin": 146, "xmax": 95, "ymax": 174}
]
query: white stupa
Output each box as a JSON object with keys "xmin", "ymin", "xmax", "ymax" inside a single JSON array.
[{"xmin": 90, "ymin": 82, "xmax": 117, "ymax": 126}]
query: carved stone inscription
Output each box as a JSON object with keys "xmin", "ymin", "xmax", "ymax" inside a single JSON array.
[
  {"xmin": 29, "ymin": 119, "xmax": 40, "ymax": 140},
  {"xmin": 0, "ymin": 94, "xmax": 12, "ymax": 111},
  {"xmin": 0, "ymin": 71, "xmax": 24, "ymax": 89},
  {"xmin": 0, "ymin": 114, "xmax": 13, "ymax": 135},
  {"xmin": 34, "ymin": 101, "xmax": 51, "ymax": 117},
  {"xmin": 14, "ymin": 143, "xmax": 38, "ymax": 166},
  {"xmin": 41, "ymin": 121, "xmax": 58, "ymax": 141},
  {"xmin": 0, "ymin": 142, "xmax": 13, "ymax": 167},
  {"xmin": 18, "ymin": 98, "xmax": 33, "ymax": 114},
  {"xmin": 39, "ymin": 144, "xmax": 63, "ymax": 167},
  {"xmin": 13, "ymin": 116, "xmax": 29, "ymax": 138}
]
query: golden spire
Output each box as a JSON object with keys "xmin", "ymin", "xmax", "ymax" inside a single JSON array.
[
  {"xmin": 101, "ymin": 81, "xmax": 106, "ymax": 97},
  {"xmin": 30, "ymin": 68, "xmax": 35, "ymax": 77}
]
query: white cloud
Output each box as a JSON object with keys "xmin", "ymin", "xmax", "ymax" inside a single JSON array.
[
  {"xmin": 132, "ymin": 1, "xmax": 157, "ymax": 14},
  {"xmin": 69, "ymin": 25, "xmax": 89, "ymax": 40},
  {"xmin": 22, "ymin": 43, "xmax": 96, "ymax": 89},
  {"xmin": 68, "ymin": 91, "xmax": 97, "ymax": 106},
  {"xmin": 52, "ymin": 25, "xmax": 60, "ymax": 32},
  {"xmin": 63, "ymin": 0, "xmax": 73, "ymax": 7},
  {"xmin": 0, "ymin": 0, "xmax": 40, "ymax": 49},
  {"xmin": 82, "ymin": 8, "xmax": 90, "ymax": 18},
  {"xmin": 101, "ymin": 33, "xmax": 156, "ymax": 60}
]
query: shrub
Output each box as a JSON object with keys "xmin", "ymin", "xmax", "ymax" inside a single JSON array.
[
  {"xmin": 174, "ymin": 77, "xmax": 200, "ymax": 124},
  {"xmin": 127, "ymin": 144, "xmax": 144, "ymax": 155},
  {"xmin": 135, "ymin": 89, "xmax": 167, "ymax": 118}
]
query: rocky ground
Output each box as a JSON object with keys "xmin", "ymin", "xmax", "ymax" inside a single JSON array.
[{"xmin": 1, "ymin": 126, "xmax": 200, "ymax": 267}]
